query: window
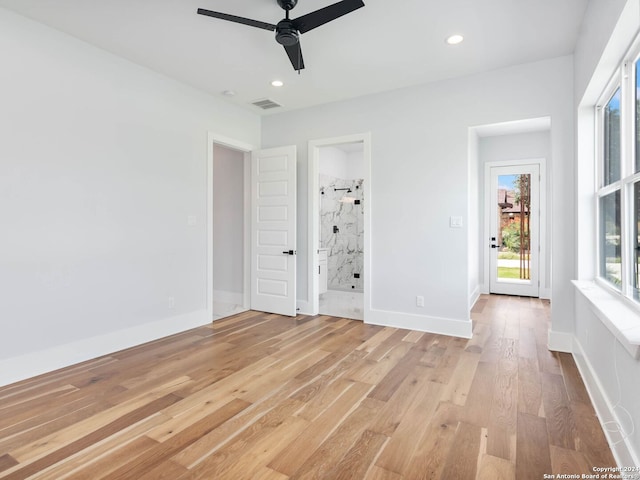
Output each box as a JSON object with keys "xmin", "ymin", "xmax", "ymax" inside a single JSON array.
[{"xmin": 597, "ymin": 53, "xmax": 640, "ymax": 302}]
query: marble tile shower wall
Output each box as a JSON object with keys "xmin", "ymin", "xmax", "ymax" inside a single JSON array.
[{"xmin": 320, "ymin": 174, "xmax": 364, "ymax": 291}]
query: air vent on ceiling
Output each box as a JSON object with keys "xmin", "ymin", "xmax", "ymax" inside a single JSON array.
[{"xmin": 251, "ymin": 98, "xmax": 282, "ymax": 110}]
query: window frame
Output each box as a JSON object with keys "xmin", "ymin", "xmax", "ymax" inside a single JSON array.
[{"xmin": 595, "ymin": 44, "xmax": 640, "ymax": 306}]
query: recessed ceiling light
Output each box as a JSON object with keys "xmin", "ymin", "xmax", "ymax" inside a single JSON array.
[
  {"xmin": 445, "ymin": 34, "xmax": 464, "ymax": 45},
  {"xmin": 271, "ymin": 80, "xmax": 284, "ymax": 87},
  {"xmin": 222, "ymin": 90, "xmax": 236, "ymax": 97}
]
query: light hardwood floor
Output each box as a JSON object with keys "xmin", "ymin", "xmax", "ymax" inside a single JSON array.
[{"xmin": 0, "ymin": 295, "xmax": 616, "ymax": 479}]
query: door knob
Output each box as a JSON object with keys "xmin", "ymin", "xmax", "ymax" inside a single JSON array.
[{"xmin": 282, "ymin": 250, "xmax": 296, "ymax": 255}]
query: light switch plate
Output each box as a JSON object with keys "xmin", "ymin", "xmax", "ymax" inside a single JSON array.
[
  {"xmin": 187, "ymin": 215, "xmax": 197, "ymax": 226},
  {"xmin": 450, "ymin": 216, "xmax": 463, "ymax": 228}
]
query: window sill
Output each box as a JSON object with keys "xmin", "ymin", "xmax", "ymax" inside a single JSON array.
[{"xmin": 573, "ymin": 280, "xmax": 640, "ymax": 359}]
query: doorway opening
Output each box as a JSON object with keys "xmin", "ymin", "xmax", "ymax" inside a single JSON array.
[
  {"xmin": 308, "ymin": 133, "xmax": 371, "ymax": 320},
  {"xmin": 207, "ymin": 134, "xmax": 254, "ymax": 321}
]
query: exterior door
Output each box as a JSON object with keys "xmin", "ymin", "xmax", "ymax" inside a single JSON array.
[
  {"xmin": 251, "ymin": 146, "xmax": 297, "ymax": 316},
  {"xmin": 489, "ymin": 164, "xmax": 540, "ymax": 297}
]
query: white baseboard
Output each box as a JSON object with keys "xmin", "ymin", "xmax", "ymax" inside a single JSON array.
[
  {"xmin": 476, "ymin": 284, "xmax": 549, "ymax": 299},
  {"xmin": 0, "ymin": 309, "xmax": 209, "ymax": 388},
  {"xmin": 572, "ymin": 338, "xmax": 640, "ymax": 469},
  {"xmin": 212, "ymin": 289, "xmax": 244, "ymax": 306},
  {"xmin": 366, "ymin": 308, "xmax": 473, "ymax": 339},
  {"xmin": 547, "ymin": 330, "xmax": 573, "ymax": 353},
  {"xmin": 469, "ymin": 286, "xmax": 481, "ymax": 310}
]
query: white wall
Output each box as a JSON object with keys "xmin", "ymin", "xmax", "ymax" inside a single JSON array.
[
  {"xmin": 318, "ymin": 146, "xmax": 364, "ymax": 180},
  {"xmin": 573, "ymin": 0, "xmax": 640, "ymax": 467},
  {"xmin": 346, "ymin": 151, "xmax": 365, "ymax": 179},
  {"xmin": 478, "ymin": 131, "xmax": 552, "ymax": 294},
  {"xmin": 212, "ymin": 145, "xmax": 245, "ymax": 301},
  {"xmin": 262, "ymin": 55, "xmax": 574, "ymax": 337},
  {"xmin": 0, "ymin": 7, "xmax": 260, "ymax": 385},
  {"xmin": 318, "ymin": 147, "xmax": 348, "ymax": 178}
]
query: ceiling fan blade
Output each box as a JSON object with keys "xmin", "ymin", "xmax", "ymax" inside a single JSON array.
[
  {"xmin": 292, "ymin": 0, "xmax": 364, "ymax": 34},
  {"xmin": 197, "ymin": 8, "xmax": 276, "ymax": 31},
  {"xmin": 283, "ymin": 42, "xmax": 305, "ymax": 71}
]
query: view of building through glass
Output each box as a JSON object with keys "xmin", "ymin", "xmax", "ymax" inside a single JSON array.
[{"xmin": 497, "ymin": 174, "xmax": 531, "ymax": 281}]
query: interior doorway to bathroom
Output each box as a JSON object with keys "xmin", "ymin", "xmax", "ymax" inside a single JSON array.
[{"xmin": 308, "ymin": 133, "xmax": 371, "ymax": 321}]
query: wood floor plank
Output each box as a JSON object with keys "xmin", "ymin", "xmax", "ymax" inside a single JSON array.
[
  {"xmin": 459, "ymin": 360, "xmax": 495, "ymax": 427},
  {"xmin": 368, "ymin": 364, "xmax": 436, "ymax": 437},
  {"xmin": 517, "ymin": 356, "xmax": 543, "ymax": 416},
  {"xmin": 439, "ymin": 350, "xmax": 481, "ymax": 406},
  {"xmin": 170, "ymin": 376, "xmax": 309, "ymax": 468},
  {"xmin": 374, "ymin": 379, "xmax": 444, "ymax": 474},
  {"xmin": 268, "ymin": 381, "xmax": 372, "ymax": 476},
  {"xmin": 571, "ymin": 401, "xmax": 617, "ymax": 467},
  {"xmin": 558, "ymin": 353, "xmax": 591, "ymax": 405},
  {"xmin": 0, "ymin": 453, "xmax": 18, "ymax": 473},
  {"xmin": 105, "ymin": 398, "xmax": 251, "ymax": 479},
  {"xmin": 486, "ymin": 338, "xmax": 518, "ymax": 461},
  {"xmin": 177, "ymin": 398, "xmax": 306, "ymax": 479},
  {"xmin": 365, "ymin": 465, "xmax": 404, "ymax": 480},
  {"xmin": 515, "ymin": 412, "xmax": 552, "ymax": 480},
  {"xmin": 439, "ymin": 421, "xmax": 482, "ymax": 480},
  {"xmin": 34, "ymin": 413, "xmax": 174, "ymax": 480},
  {"xmin": 550, "ymin": 444, "xmax": 592, "ymax": 475},
  {"xmin": 324, "ymin": 429, "xmax": 388, "ymax": 480},
  {"xmin": 367, "ymin": 344, "xmax": 426, "ymax": 402},
  {"xmin": 541, "ymin": 372, "xmax": 576, "ymax": 449},
  {"xmin": 3, "ymin": 393, "xmax": 182, "ymax": 479},
  {"xmin": 137, "ymin": 459, "xmax": 190, "ymax": 480},
  {"xmin": 290, "ymin": 400, "xmax": 383, "ymax": 480},
  {"xmin": 403, "ymin": 401, "xmax": 462, "ymax": 480},
  {"xmin": 476, "ymin": 453, "xmax": 515, "ymax": 480},
  {"xmin": 0, "ymin": 299, "xmax": 617, "ymax": 479}
]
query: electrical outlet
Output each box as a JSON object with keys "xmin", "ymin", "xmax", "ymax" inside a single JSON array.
[
  {"xmin": 187, "ymin": 215, "xmax": 197, "ymax": 226},
  {"xmin": 416, "ymin": 295, "xmax": 424, "ymax": 307},
  {"xmin": 168, "ymin": 296, "xmax": 175, "ymax": 309}
]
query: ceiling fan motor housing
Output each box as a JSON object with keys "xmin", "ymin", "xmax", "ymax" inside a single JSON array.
[
  {"xmin": 277, "ymin": 0, "xmax": 298, "ymax": 10},
  {"xmin": 275, "ymin": 19, "xmax": 299, "ymax": 45}
]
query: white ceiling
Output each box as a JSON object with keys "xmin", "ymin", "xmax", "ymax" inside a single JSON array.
[{"xmin": 0, "ymin": 0, "xmax": 589, "ymax": 115}]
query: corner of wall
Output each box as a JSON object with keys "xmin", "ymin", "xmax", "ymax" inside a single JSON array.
[{"xmin": 547, "ymin": 330, "xmax": 574, "ymax": 353}]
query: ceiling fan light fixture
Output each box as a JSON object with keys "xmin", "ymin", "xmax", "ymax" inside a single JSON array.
[
  {"xmin": 197, "ymin": 0, "xmax": 365, "ymax": 72},
  {"xmin": 271, "ymin": 80, "xmax": 284, "ymax": 87},
  {"xmin": 446, "ymin": 34, "xmax": 464, "ymax": 45}
]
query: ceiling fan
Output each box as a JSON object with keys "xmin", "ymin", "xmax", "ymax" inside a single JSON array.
[{"xmin": 197, "ymin": 0, "xmax": 365, "ymax": 72}]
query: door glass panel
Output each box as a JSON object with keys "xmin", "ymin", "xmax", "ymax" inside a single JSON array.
[{"xmin": 496, "ymin": 173, "xmax": 531, "ymax": 282}]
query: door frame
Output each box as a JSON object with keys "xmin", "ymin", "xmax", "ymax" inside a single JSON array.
[
  {"xmin": 307, "ymin": 132, "xmax": 372, "ymax": 317},
  {"xmin": 483, "ymin": 158, "xmax": 547, "ymax": 297},
  {"xmin": 207, "ymin": 132, "xmax": 255, "ymax": 321}
]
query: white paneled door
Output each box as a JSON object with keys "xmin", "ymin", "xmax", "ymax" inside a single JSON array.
[{"xmin": 251, "ymin": 146, "xmax": 297, "ymax": 316}]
